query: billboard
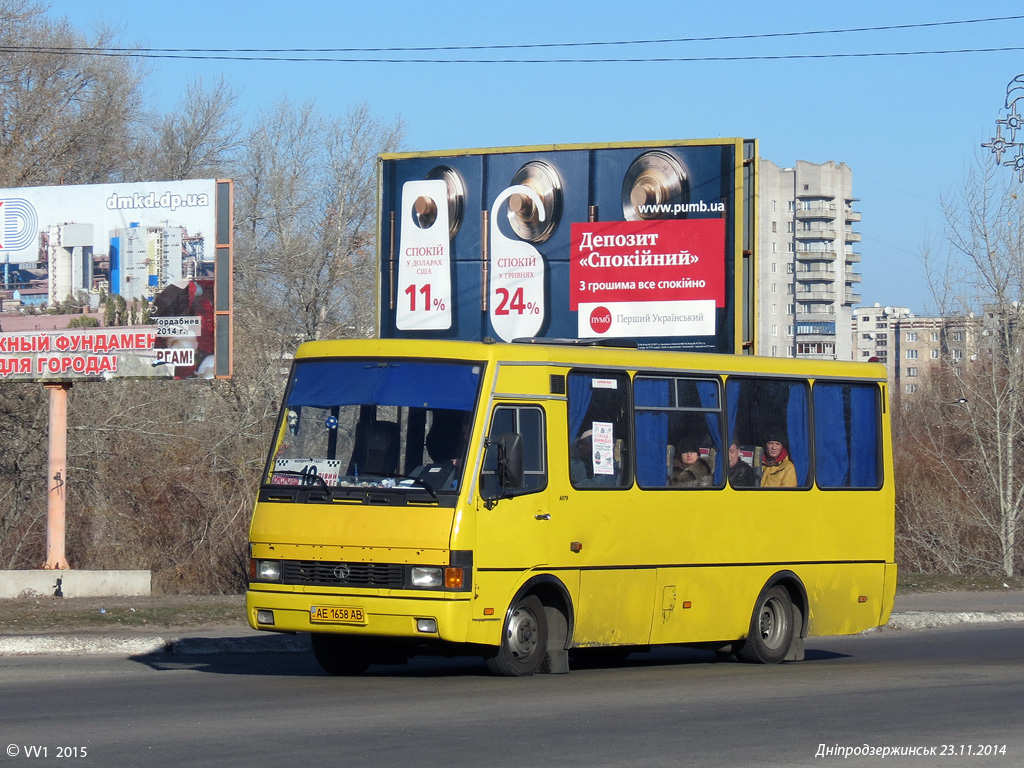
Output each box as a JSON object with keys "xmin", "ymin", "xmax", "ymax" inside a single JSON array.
[
  {"xmin": 0, "ymin": 179, "xmax": 233, "ymax": 382},
  {"xmin": 378, "ymin": 140, "xmax": 754, "ymax": 353}
]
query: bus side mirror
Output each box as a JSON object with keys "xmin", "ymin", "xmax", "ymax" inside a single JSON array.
[{"xmin": 481, "ymin": 433, "xmax": 524, "ymax": 508}]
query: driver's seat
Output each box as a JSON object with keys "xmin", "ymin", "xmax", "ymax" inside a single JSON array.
[{"xmin": 363, "ymin": 421, "xmax": 400, "ymax": 475}]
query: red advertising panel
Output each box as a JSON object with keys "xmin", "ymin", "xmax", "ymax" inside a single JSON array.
[{"xmin": 570, "ymin": 219, "xmax": 725, "ymax": 339}]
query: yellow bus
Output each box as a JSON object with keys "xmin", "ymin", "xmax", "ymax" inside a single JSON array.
[{"xmin": 246, "ymin": 338, "xmax": 895, "ymax": 676}]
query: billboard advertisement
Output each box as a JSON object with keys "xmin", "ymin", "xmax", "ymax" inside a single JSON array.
[
  {"xmin": 377, "ymin": 140, "xmax": 752, "ymax": 353},
  {"xmin": 0, "ymin": 179, "xmax": 233, "ymax": 382}
]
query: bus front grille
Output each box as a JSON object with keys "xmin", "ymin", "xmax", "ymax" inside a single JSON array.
[{"xmin": 281, "ymin": 560, "xmax": 405, "ymax": 588}]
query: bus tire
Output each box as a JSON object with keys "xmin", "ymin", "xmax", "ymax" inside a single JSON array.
[
  {"xmin": 310, "ymin": 633, "xmax": 372, "ymax": 675},
  {"xmin": 485, "ymin": 595, "xmax": 548, "ymax": 676},
  {"xmin": 735, "ymin": 585, "xmax": 794, "ymax": 664}
]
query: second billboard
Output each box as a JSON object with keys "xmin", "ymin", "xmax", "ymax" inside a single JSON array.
[{"xmin": 378, "ymin": 140, "xmax": 752, "ymax": 353}]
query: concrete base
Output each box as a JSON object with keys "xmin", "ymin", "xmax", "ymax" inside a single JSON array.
[{"xmin": 0, "ymin": 570, "xmax": 151, "ymax": 599}]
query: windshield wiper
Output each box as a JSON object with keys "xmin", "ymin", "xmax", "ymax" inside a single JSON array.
[
  {"xmin": 357, "ymin": 471, "xmax": 438, "ymax": 499},
  {"xmin": 267, "ymin": 470, "xmax": 333, "ymax": 496}
]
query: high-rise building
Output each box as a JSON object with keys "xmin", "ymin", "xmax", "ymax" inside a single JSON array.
[{"xmin": 757, "ymin": 159, "xmax": 862, "ymax": 359}]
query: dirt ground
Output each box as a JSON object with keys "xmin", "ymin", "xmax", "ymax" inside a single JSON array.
[{"xmin": 0, "ymin": 594, "xmax": 246, "ymax": 634}]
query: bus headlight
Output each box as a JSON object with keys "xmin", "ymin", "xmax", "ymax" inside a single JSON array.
[
  {"xmin": 255, "ymin": 560, "xmax": 281, "ymax": 582},
  {"xmin": 410, "ymin": 566, "xmax": 443, "ymax": 588}
]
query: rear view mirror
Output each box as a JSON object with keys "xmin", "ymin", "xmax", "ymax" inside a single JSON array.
[
  {"xmin": 496, "ymin": 432, "xmax": 523, "ymax": 488},
  {"xmin": 480, "ymin": 432, "xmax": 524, "ymax": 508}
]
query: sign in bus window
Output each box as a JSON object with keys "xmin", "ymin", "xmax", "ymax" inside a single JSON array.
[
  {"xmin": 813, "ymin": 382, "xmax": 881, "ymax": 489},
  {"xmin": 634, "ymin": 375, "xmax": 724, "ymax": 489},
  {"xmin": 726, "ymin": 377, "xmax": 810, "ymax": 489},
  {"xmin": 568, "ymin": 371, "xmax": 631, "ymax": 489}
]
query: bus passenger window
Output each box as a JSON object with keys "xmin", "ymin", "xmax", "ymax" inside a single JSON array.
[
  {"xmin": 635, "ymin": 375, "xmax": 723, "ymax": 489},
  {"xmin": 726, "ymin": 377, "xmax": 810, "ymax": 489},
  {"xmin": 568, "ymin": 371, "xmax": 631, "ymax": 489},
  {"xmin": 813, "ymin": 382, "xmax": 881, "ymax": 488}
]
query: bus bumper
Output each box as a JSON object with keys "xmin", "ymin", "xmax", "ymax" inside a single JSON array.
[{"xmin": 245, "ymin": 588, "xmax": 475, "ymax": 644}]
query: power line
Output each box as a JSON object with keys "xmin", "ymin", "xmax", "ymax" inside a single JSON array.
[
  {"xmin": 2, "ymin": 14, "xmax": 1023, "ymax": 62},
  {"xmin": 2, "ymin": 45, "xmax": 1022, "ymax": 64}
]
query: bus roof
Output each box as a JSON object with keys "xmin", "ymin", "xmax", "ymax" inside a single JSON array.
[{"xmin": 293, "ymin": 338, "xmax": 886, "ymax": 382}]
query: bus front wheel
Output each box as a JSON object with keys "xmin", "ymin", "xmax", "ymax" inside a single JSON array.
[
  {"xmin": 736, "ymin": 585, "xmax": 795, "ymax": 664},
  {"xmin": 310, "ymin": 633, "xmax": 372, "ymax": 675},
  {"xmin": 485, "ymin": 595, "xmax": 548, "ymax": 676}
]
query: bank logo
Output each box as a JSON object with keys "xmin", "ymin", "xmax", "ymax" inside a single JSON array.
[
  {"xmin": 589, "ymin": 306, "xmax": 612, "ymax": 334},
  {"xmin": 0, "ymin": 197, "xmax": 39, "ymax": 252}
]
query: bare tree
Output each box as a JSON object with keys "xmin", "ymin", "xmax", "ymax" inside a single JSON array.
[
  {"xmin": 235, "ymin": 100, "xmax": 404, "ymax": 345},
  {"xmin": 134, "ymin": 77, "xmax": 242, "ymax": 182},
  {"xmin": 904, "ymin": 156, "xmax": 1024, "ymax": 577},
  {"xmin": 0, "ymin": 9, "xmax": 405, "ymax": 588},
  {"xmin": 0, "ymin": 1, "xmax": 146, "ymax": 186}
]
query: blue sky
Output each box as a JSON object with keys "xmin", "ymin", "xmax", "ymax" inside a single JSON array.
[{"xmin": 45, "ymin": 0, "xmax": 1024, "ymax": 314}]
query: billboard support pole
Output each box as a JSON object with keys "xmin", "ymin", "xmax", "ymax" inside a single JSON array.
[{"xmin": 42, "ymin": 382, "xmax": 71, "ymax": 570}]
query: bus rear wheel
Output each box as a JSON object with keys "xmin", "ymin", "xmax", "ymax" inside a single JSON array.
[
  {"xmin": 736, "ymin": 585, "xmax": 794, "ymax": 664},
  {"xmin": 310, "ymin": 633, "xmax": 373, "ymax": 675},
  {"xmin": 485, "ymin": 595, "xmax": 548, "ymax": 677}
]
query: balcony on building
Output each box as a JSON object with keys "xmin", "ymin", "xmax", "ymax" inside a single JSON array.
[
  {"xmin": 796, "ymin": 249, "xmax": 837, "ymax": 263},
  {"xmin": 796, "ymin": 277, "xmax": 836, "ymax": 290},
  {"xmin": 795, "ymin": 318, "xmax": 837, "ymax": 341},
  {"xmin": 845, "ymin": 270, "xmax": 862, "ymax": 284},
  {"xmin": 844, "ymin": 230, "xmax": 862, "ymax": 243},
  {"xmin": 796, "ymin": 311, "xmax": 836, "ymax": 325},
  {"xmin": 798, "ymin": 287, "xmax": 837, "ymax": 302},
  {"xmin": 844, "ymin": 208, "xmax": 862, "ymax": 222},
  {"xmin": 844, "ymin": 251, "xmax": 861, "ymax": 263},
  {"xmin": 795, "ymin": 228, "xmax": 837, "ymax": 240},
  {"xmin": 795, "ymin": 205, "xmax": 837, "ymax": 220}
]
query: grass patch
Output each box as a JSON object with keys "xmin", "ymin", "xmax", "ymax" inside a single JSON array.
[
  {"xmin": 897, "ymin": 572, "xmax": 1024, "ymax": 593},
  {"xmin": 0, "ymin": 595, "xmax": 245, "ymax": 633}
]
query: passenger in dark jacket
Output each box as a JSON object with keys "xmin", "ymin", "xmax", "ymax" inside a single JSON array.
[{"xmin": 727, "ymin": 442, "xmax": 756, "ymax": 487}]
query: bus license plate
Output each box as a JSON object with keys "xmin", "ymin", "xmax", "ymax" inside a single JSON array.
[{"xmin": 310, "ymin": 606, "xmax": 367, "ymax": 625}]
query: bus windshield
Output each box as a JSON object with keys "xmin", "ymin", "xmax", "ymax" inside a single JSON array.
[{"xmin": 266, "ymin": 358, "xmax": 483, "ymax": 493}]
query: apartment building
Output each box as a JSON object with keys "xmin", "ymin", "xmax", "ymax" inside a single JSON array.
[
  {"xmin": 757, "ymin": 159, "xmax": 863, "ymax": 360},
  {"xmin": 853, "ymin": 304, "xmax": 977, "ymax": 400}
]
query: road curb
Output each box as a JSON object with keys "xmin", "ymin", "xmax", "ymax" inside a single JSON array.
[
  {"xmin": 3, "ymin": 611, "xmax": 1024, "ymax": 656},
  {"xmin": 884, "ymin": 610, "xmax": 1024, "ymax": 630},
  {"xmin": 0, "ymin": 632, "xmax": 308, "ymax": 657}
]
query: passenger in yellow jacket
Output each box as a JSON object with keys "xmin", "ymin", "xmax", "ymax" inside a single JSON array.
[{"xmin": 760, "ymin": 438, "xmax": 797, "ymax": 488}]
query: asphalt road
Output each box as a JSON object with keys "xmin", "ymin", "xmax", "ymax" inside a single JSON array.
[{"xmin": 2, "ymin": 624, "xmax": 1022, "ymax": 768}]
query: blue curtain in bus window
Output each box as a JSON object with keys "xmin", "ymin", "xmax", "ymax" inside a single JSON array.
[
  {"xmin": 696, "ymin": 381, "xmax": 723, "ymax": 484},
  {"xmin": 634, "ymin": 378, "xmax": 671, "ymax": 487},
  {"xmin": 568, "ymin": 373, "xmax": 592, "ymax": 442},
  {"xmin": 787, "ymin": 385, "xmax": 810, "ymax": 486},
  {"xmin": 726, "ymin": 379, "xmax": 740, "ymax": 446},
  {"xmin": 289, "ymin": 361, "xmax": 480, "ymax": 411},
  {"xmin": 813, "ymin": 384, "xmax": 849, "ymax": 487},
  {"xmin": 849, "ymin": 385, "xmax": 879, "ymax": 487}
]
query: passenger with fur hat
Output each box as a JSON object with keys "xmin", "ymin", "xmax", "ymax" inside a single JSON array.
[{"xmin": 670, "ymin": 437, "xmax": 713, "ymax": 487}]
